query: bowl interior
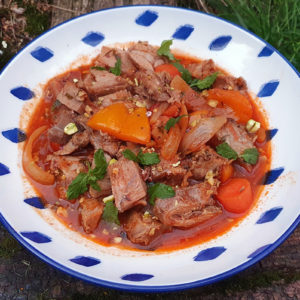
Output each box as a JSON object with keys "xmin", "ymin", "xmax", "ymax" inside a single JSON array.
[{"xmin": 0, "ymin": 5, "xmax": 299, "ymax": 291}]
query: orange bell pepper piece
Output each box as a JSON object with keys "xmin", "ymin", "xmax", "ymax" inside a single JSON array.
[
  {"xmin": 206, "ymin": 89, "xmax": 253, "ymax": 123},
  {"xmin": 87, "ymin": 103, "xmax": 150, "ymax": 145}
]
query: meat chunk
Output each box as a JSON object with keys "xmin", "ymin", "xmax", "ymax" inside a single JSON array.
[
  {"xmin": 57, "ymin": 81, "xmax": 87, "ymax": 114},
  {"xmin": 116, "ymin": 49, "xmax": 136, "ymax": 75},
  {"xmin": 48, "ymin": 105, "xmax": 76, "ymax": 145},
  {"xmin": 48, "ymin": 155, "xmax": 89, "ymax": 198},
  {"xmin": 83, "ymin": 69, "xmax": 128, "ymax": 97},
  {"xmin": 95, "ymin": 46, "xmax": 117, "ymax": 68},
  {"xmin": 89, "ymin": 152, "xmax": 112, "ymax": 198},
  {"xmin": 189, "ymin": 145, "xmax": 228, "ymax": 180},
  {"xmin": 129, "ymin": 50, "xmax": 155, "ymax": 71},
  {"xmin": 153, "ymin": 183, "xmax": 222, "ymax": 228},
  {"xmin": 135, "ymin": 70, "xmax": 177, "ymax": 102},
  {"xmin": 216, "ymin": 119, "xmax": 255, "ymax": 155},
  {"xmin": 97, "ymin": 89, "xmax": 132, "ymax": 108},
  {"xmin": 183, "ymin": 89, "xmax": 210, "ymax": 112},
  {"xmin": 89, "ymin": 130, "xmax": 120, "ymax": 156},
  {"xmin": 187, "ymin": 59, "xmax": 217, "ymax": 79},
  {"xmin": 54, "ymin": 130, "xmax": 90, "ymax": 155},
  {"xmin": 150, "ymin": 156, "xmax": 186, "ymax": 186},
  {"xmin": 108, "ymin": 157, "xmax": 147, "ymax": 212},
  {"xmin": 213, "ymin": 74, "xmax": 247, "ymax": 91},
  {"xmin": 123, "ymin": 209, "xmax": 165, "ymax": 246},
  {"xmin": 80, "ymin": 198, "xmax": 104, "ymax": 233}
]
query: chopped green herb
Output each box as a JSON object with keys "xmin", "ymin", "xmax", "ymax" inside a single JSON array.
[
  {"xmin": 137, "ymin": 150, "xmax": 160, "ymax": 166},
  {"xmin": 91, "ymin": 66, "xmax": 106, "ymax": 71},
  {"xmin": 216, "ymin": 142, "xmax": 238, "ymax": 160},
  {"xmin": 190, "ymin": 72, "xmax": 219, "ymax": 90},
  {"xmin": 148, "ymin": 183, "xmax": 175, "ymax": 206},
  {"xmin": 102, "ymin": 200, "xmax": 120, "ymax": 225},
  {"xmin": 122, "ymin": 149, "xmax": 160, "ymax": 166},
  {"xmin": 164, "ymin": 115, "xmax": 188, "ymax": 131},
  {"xmin": 241, "ymin": 148, "xmax": 259, "ymax": 165},
  {"xmin": 172, "ymin": 61, "xmax": 193, "ymax": 84},
  {"xmin": 64, "ymin": 123, "xmax": 78, "ymax": 135},
  {"xmin": 157, "ymin": 39, "xmax": 175, "ymax": 61},
  {"xmin": 51, "ymin": 99, "xmax": 61, "ymax": 111},
  {"xmin": 109, "ymin": 57, "xmax": 121, "ymax": 76},
  {"xmin": 67, "ymin": 149, "xmax": 107, "ymax": 200},
  {"xmin": 122, "ymin": 149, "xmax": 138, "ymax": 162}
]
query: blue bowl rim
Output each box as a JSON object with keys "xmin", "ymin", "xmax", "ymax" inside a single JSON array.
[{"xmin": 0, "ymin": 4, "xmax": 299, "ymax": 293}]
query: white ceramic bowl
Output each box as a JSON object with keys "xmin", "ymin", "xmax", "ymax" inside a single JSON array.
[{"xmin": 0, "ymin": 5, "xmax": 299, "ymax": 292}]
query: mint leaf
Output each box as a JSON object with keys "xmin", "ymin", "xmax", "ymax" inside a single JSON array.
[
  {"xmin": 164, "ymin": 115, "xmax": 188, "ymax": 131},
  {"xmin": 148, "ymin": 183, "xmax": 175, "ymax": 206},
  {"xmin": 157, "ymin": 39, "xmax": 175, "ymax": 61},
  {"xmin": 137, "ymin": 150, "xmax": 160, "ymax": 165},
  {"xmin": 67, "ymin": 149, "xmax": 108, "ymax": 200},
  {"xmin": 102, "ymin": 200, "xmax": 120, "ymax": 225},
  {"xmin": 67, "ymin": 173, "xmax": 89, "ymax": 200},
  {"xmin": 241, "ymin": 148, "xmax": 259, "ymax": 165},
  {"xmin": 91, "ymin": 66, "xmax": 106, "ymax": 71},
  {"xmin": 190, "ymin": 72, "xmax": 219, "ymax": 90},
  {"xmin": 123, "ymin": 149, "xmax": 160, "ymax": 166},
  {"xmin": 122, "ymin": 149, "xmax": 138, "ymax": 162},
  {"xmin": 172, "ymin": 61, "xmax": 193, "ymax": 84},
  {"xmin": 92, "ymin": 149, "xmax": 108, "ymax": 179},
  {"xmin": 110, "ymin": 57, "xmax": 121, "ymax": 76},
  {"xmin": 216, "ymin": 142, "xmax": 238, "ymax": 160}
]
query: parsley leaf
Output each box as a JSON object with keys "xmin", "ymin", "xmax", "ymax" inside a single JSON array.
[
  {"xmin": 190, "ymin": 72, "xmax": 219, "ymax": 90},
  {"xmin": 102, "ymin": 200, "xmax": 120, "ymax": 225},
  {"xmin": 172, "ymin": 61, "xmax": 193, "ymax": 84},
  {"xmin": 67, "ymin": 149, "xmax": 108, "ymax": 200},
  {"xmin": 109, "ymin": 57, "xmax": 121, "ymax": 76},
  {"xmin": 91, "ymin": 66, "xmax": 106, "ymax": 71},
  {"xmin": 122, "ymin": 149, "xmax": 160, "ymax": 166},
  {"xmin": 66, "ymin": 173, "xmax": 89, "ymax": 200},
  {"xmin": 122, "ymin": 149, "xmax": 139, "ymax": 162},
  {"xmin": 216, "ymin": 142, "xmax": 238, "ymax": 160},
  {"xmin": 241, "ymin": 148, "xmax": 259, "ymax": 165},
  {"xmin": 164, "ymin": 115, "xmax": 188, "ymax": 131},
  {"xmin": 137, "ymin": 150, "xmax": 160, "ymax": 166},
  {"xmin": 157, "ymin": 39, "xmax": 175, "ymax": 61},
  {"xmin": 148, "ymin": 183, "xmax": 175, "ymax": 206}
]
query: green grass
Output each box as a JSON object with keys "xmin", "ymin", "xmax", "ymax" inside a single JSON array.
[
  {"xmin": 0, "ymin": 236, "xmax": 22, "ymax": 259},
  {"xmin": 178, "ymin": 0, "xmax": 300, "ymax": 70}
]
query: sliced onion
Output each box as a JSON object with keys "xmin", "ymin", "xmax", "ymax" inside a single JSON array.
[
  {"xmin": 150, "ymin": 102, "xmax": 168, "ymax": 125},
  {"xmin": 180, "ymin": 116, "xmax": 227, "ymax": 154},
  {"xmin": 23, "ymin": 125, "xmax": 55, "ymax": 185}
]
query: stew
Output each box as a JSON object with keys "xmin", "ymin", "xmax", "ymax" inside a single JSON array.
[{"xmin": 22, "ymin": 40, "xmax": 270, "ymax": 251}]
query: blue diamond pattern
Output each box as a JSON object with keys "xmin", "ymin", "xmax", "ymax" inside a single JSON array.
[
  {"xmin": 0, "ymin": 163, "xmax": 10, "ymax": 176},
  {"xmin": 247, "ymin": 244, "xmax": 272, "ymax": 258},
  {"xmin": 209, "ymin": 36, "xmax": 232, "ymax": 51},
  {"xmin": 135, "ymin": 10, "xmax": 158, "ymax": 26},
  {"xmin": 20, "ymin": 231, "xmax": 51, "ymax": 243},
  {"xmin": 258, "ymin": 46, "xmax": 274, "ymax": 57},
  {"xmin": 24, "ymin": 197, "xmax": 44, "ymax": 209},
  {"xmin": 256, "ymin": 207, "xmax": 283, "ymax": 224},
  {"xmin": 81, "ymin": 32, "xmax": 105, "ymax": 47},
  {"xmin": 264, "ymin": 167, "xmax": 284, "ymax": 185},
  {"xmin": 30, "ymin": 47, "xmax": 54, "ymax": 62},
  {"xmin": 121, "ymin": 273, "xmax": 154, "ymax": 282},
  {"xmin": 10, "ymin": 87, "xmax": 34, "ymax": 101},
  {"xmin": 172, "ymin": 25, "xmax": 194, "ymax": 40},
  {"xmin": 2, "ymin": 128, "xmax": 26, "ymax": 143},
  {"xmin": 266, "ymin": 128, "xmax": 278, "ymax": 141},
  {"xmin": 70, "ymin": 256, "xmax": 100, "ymax": 267},
  {"xmin": 194, "ymin": 247, "xmax": 226, "ymax": 261},
  {"xmin": 257, "ymin": 80, "xmax": 279, "ymax": 97}
]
